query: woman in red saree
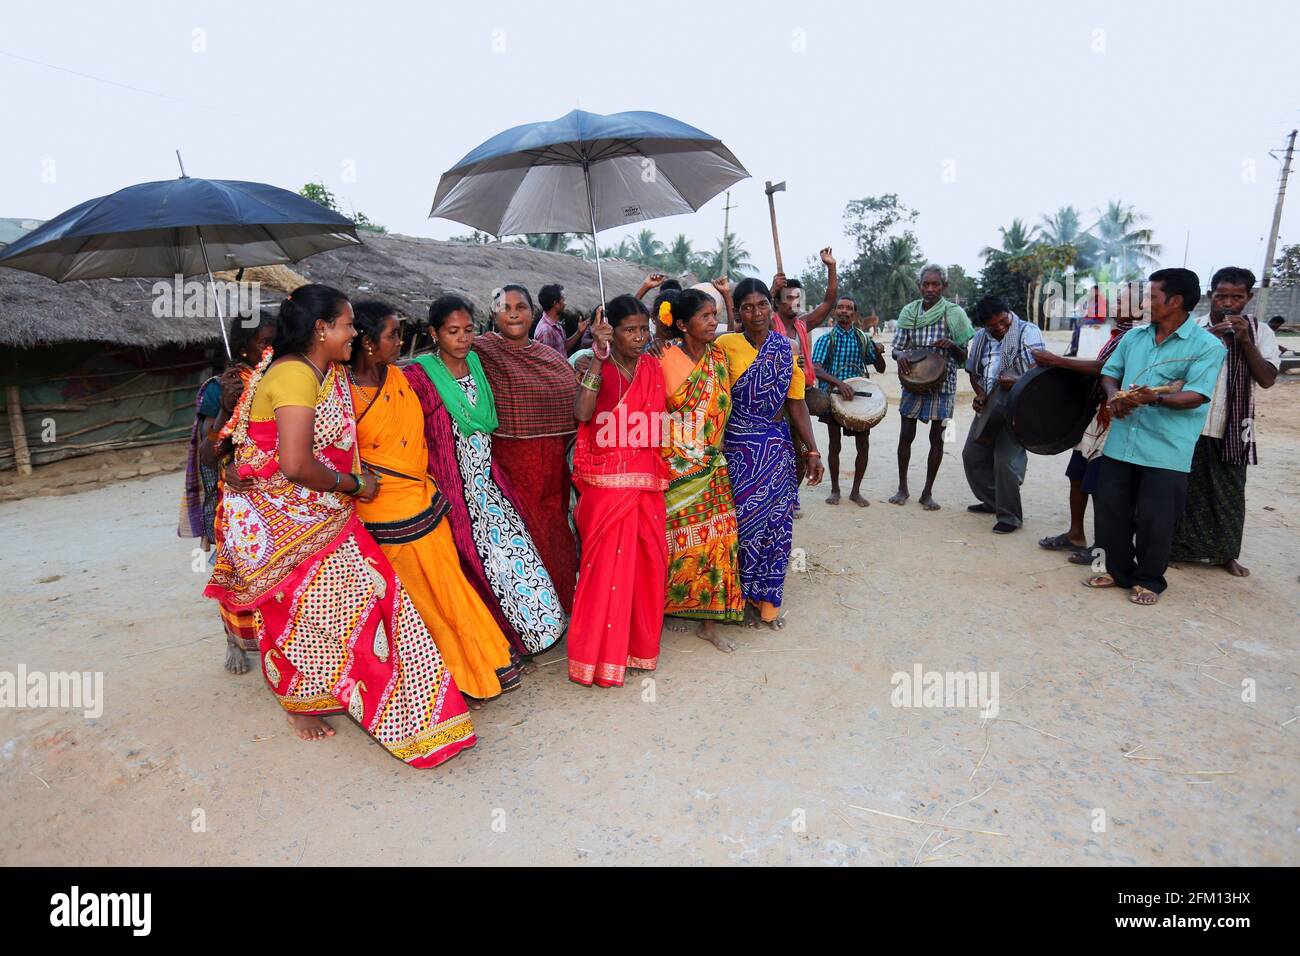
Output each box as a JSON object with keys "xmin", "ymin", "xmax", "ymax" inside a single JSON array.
[
  {"xmin": 474, "ymin": 284, "xmax": 579, "ymax": 613},
  {"xmin": 569, "ymin": 295, "xmax": 668, "ymax": 687},
  {"xmin": 205, "ymin": 285, "xmax": 475, "ymax": 768}
]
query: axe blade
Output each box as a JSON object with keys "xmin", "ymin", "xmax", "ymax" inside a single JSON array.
[{"xmin": 765, "ymin": 180, "xmax": 787, "ymax": 195}]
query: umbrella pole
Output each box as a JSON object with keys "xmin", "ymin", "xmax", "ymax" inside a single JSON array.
[
  {"xmin": 582, "ymin": 161, "xmax": 606, "ymax": 306},
  {"xmin": 197, "ymin": 228, "xmax": 233, "ymax": 361}
]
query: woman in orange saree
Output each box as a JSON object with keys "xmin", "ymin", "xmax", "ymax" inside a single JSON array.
[
  {"xmin": 569, "ymin": 295, "xmax": 668, "ymax": 687},
  {"xmin": 345, "ymin": 300, "xmax": 520, "ymax": 704},
  {"xmin": 205, "ymin": 285, "xmax": 475, "ymax": 768},
  {"xmin": 657, "ymin": 287, "xmax": 745, "ymax": 652}
]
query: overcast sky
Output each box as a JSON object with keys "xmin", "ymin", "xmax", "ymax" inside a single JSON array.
[{"xmin": 3, "ymin": 0, "xmax": 1298, "ymax": 290}]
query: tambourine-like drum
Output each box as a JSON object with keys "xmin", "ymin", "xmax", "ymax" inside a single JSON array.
[
  {"xmin": 898, "ymin": 348, "xmax": 947, "ymax": 393},
  {"xmin": 1008, "ymin": 365, "xmax": 1101, "ymax": 455},
  {"xmin": 804, "ymin": 385, "xmax": 831, "ymax": 418},
  {"xmin": 831, "ymin": 377, "xmax": 888, "ymax": 431}
]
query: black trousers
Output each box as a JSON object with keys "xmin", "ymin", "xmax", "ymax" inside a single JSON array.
[{"xmin": 1093, "ymin": 455, "xmax": 1188, "ymax": 593}]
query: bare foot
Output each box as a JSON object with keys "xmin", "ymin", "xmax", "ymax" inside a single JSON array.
[
  {"xmin": 697, "ymin": 621, "xmax": 736, "ymax": 653},
  {"xmin": 225, "ymin": 645, "xmax": 250, "ymax": 675},
  {"xmin": 743, "ymin": 604, "xmax": 760, "ymax": 629},
  {"xmin": 826, "ymin": 491, "xmax": 841, "ymax": 505},
  {"xmin": 919, "ymin": 494, "xmax": 941, "ymax": 511},
  {"xmin": 793, "ymin": 507, "xmax": 803, "ymax": 520},
  {"xmin": 888, "ymin": 489, "xmax": 909, "ymax": 505},
  {"xmin": 665, "ymin": 618, "xmax": 690, "ymax": 633},
  {"xmin": 466, "ymin": 698, "xmax": 485, "ymax": 711},
  {"xmin": 1222, "ymin": 559, "xmax": 1250, "ymax": 577},
  {"xmin": 849, "ymin": 492, "xmax": 869, "ymax": 508},
  {"xmin": 766, "ymin": 614, "xmax": 787, "ymax": 631},
  {"xmin": 518, "ymin": 660, "xmax": 538, "ymax": 675},
  {"xmin": 286, "ymin": 714, "xmax": 334, "ymax": 741}
]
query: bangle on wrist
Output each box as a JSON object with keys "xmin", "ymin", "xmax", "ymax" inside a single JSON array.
[
  {"xmin": 331, "ymin": 471, "xmax": 342, "ymax": 492},
  {"xmin": 804, "ymin": 450, "xmax": 821, "ymax": 458}
]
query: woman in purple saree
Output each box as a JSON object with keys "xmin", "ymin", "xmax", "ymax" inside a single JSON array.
[{"xmin": 717, "ymin": 278, "xmax": 824, "ymax": 628}]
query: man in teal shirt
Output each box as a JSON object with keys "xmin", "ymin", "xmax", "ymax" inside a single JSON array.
[{"xmin": 1085, "ymin": 268, "xmax": 1225, "ymax": 605}]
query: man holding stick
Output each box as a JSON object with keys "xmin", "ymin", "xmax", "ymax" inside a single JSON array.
[{"xmin": 1084, "ymin": 268, "xmax": 1225, "ymax": 606}]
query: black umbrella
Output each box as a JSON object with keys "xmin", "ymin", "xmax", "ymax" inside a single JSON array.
[{"xmin": 0, "ymin": 153, "xmax": 361, "ymax": 357}]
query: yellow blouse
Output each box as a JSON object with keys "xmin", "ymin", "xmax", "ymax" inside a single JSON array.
[
  {"xmin": 714, "ymin": 332, "xmax": 805, "ymax": 400},
  {"xmin": 250, "ymin": 360, "xmax": 328, "ymax": 421}
]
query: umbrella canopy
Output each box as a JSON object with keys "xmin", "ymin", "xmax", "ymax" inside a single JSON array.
[
  {"xmin": 429, "ymin": 109, "xmax": 749, "ymax": 237},
  {"xmin": 0, "ymin": 177, "xmax": 360, "ymax": 282}
]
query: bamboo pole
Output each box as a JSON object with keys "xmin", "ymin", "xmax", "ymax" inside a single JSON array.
[{"xmin": 5, "ymin": 385, "xmax": 32, "ymax": 475}]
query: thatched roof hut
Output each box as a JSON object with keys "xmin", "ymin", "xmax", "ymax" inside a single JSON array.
[
  {"xmin": 0, "ymin": 233, "xmax": 654, "ymax": 471},
  {"xmin": 0, "ymin": 232, "xmax": 652, "ymax": 349}
]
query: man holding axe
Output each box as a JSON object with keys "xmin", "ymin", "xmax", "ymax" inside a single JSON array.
[{"xmin": 764, "ymin": 180, "xmax": 839, "ymax": 513}]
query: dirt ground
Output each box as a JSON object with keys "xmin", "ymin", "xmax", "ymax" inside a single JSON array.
[{"xmin": 1, "ymin": 332, "xmax": 1297, "ymax": 866}]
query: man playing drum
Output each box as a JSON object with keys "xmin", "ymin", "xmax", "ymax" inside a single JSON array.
[
  {"xmin": 961, "ymin": 295, "xmax": 1044, "ymax": 533},
  {"xmin": 889, "ymin": 264, "xmax": 975, "ymax": 510},
  {"xmin": 812, "ymin": 296, "xmax": 886, "ymax": 507}
]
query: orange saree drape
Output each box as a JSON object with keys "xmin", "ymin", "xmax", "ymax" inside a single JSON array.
[{"xmin": 350, "ymin": 366, "xmax": 519, "ymax": 701}]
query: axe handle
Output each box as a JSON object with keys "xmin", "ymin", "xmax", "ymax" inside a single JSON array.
[{"xmin": 766, "ymin": 190, "xmax": 783, "ymax": 274}]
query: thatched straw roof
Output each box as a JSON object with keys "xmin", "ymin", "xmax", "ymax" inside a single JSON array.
[{"xmin": 0, "ymin": 232, "xmax": 652, "ymax": 348}]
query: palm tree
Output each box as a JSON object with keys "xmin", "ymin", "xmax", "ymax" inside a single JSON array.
[
  {"xmin": 628, "ymin": 228, "xmax": 666, "ymax": 267},
  {"xmin": 695, "ymin": 232, "xmax": 757, "ymax": 283},
  {"xmin": 1093, "ymin": 200, "xmax": 1161, "ymax": 278},
  {"xmin": 881, "ymin": 235, "xmax": 924, "ymax": 315},
  {"xmin": 981, "ymin": 218, "xmax": 1037, "ymax": 259},
  {"xmin": 661, "ymin": 233, "xmax": 704, "ymax": 276}
]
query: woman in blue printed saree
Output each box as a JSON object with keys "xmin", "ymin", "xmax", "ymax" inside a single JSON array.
[{"xmin": 716, "ymin": 278, "xmax": 824, "ymax": 629}]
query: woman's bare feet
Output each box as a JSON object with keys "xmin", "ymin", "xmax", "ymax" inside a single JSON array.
[
  {"xmin": 888, "ymin": 488, "xmax": 909, "ymax": 505},
  {"xmin": 466, "ymin": 698, "xmax": 485, "ymax": 711},
  {"xmin": 697, "ymin": 620, "xmax": 736, "ymax": 652},
  {"xmin": 743, "ymin": 603, "xmax": 760, "ymax": 629},
  {"xmin": 849, "ymin": 492, "xmax": 869, "ymax": 507},
  {"xmin": 1222, "ymin": 559, "xmax": 1250, "ymax": 577},
  {"xmin": 225, "ymin": 645, "xmax": 250, "ymax": 675},
  {"xmin": 286, "ymin": 714, "xmax": 334, "ymax": 741},
  {"xmin": 826, "ymin": 491, "xmax": 841, "ymax": 505},
  {"xmin": 665, "ymin": 618, "xmax": 690, "ymax": 633}
]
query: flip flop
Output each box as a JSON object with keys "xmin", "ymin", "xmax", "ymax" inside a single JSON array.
[
  {"xmin": 1039, "ymin": 532, "xmax": 1085, "ymax": 551},
  {"xmin": 1129, "ymin": 585, "xmax": 1159, "ymax": 606},
  {"xmin": 1068, "ymin": 549, "xmax": 1096, "ymax": 566},
  {"xmin": 1082, "ymin": 574, "xmax": 1117, "ymax": 589}
]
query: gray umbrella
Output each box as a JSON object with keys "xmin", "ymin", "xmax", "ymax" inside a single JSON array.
[{"xmin": 429, "ymin": 109, "xmax": 749, "ymax": 302}]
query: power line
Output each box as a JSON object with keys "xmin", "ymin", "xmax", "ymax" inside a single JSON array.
[{"xmin": 0, "ymin": 48, "xmax": 222, "ymax": 113}]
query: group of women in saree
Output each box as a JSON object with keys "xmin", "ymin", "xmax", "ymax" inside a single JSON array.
[{"xmin": 194, "ymin": 274, "xmax": 821, "ymax": 769}]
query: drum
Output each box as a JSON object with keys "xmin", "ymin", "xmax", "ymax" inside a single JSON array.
[
  {"xmin": 804, "ymin": 385, "xmax": 831, "ymax": 419},
  {"xmin": 831, "ymin": 377, "xmax": 888, "ymax": 431},
  {"xmin": 1007, "ymin": 365, "xmax": 1101, "ymax": 455},
  {"xmin": 898, "ymin": 348, "xmax": 947, "ymax": 393}
]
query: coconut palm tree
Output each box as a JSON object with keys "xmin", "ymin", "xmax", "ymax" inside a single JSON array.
[
  {"xmin": 517, "ymin": 233, "xmax": 582, "ymax": 255},
  {"xmin": 881, "ymin": 235, "xmax": 924, "ymax": 316},
  {"xmin": 1093, "ymin": 200, "xmax": 1161, "ymax": 278},
  {"xmin": 694, "ymin": 232, "xmax": 757, "ymax": 284},
  {"xmin": 628, "ymin": 228, "xmax": 666, "ymax": 267},
  {"xmin": 661, "ymin": 233, "xmax": 705, "ymax": 277},
  {"xmin": 981, "ymin": 218, "xmax": 1037, "ymax": 259}
]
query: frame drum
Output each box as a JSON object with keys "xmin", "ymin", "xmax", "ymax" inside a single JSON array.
[
  {"xmin": 1008, "ymin": 365, "xmax": 1101, "ymax": 455},
  {"xmin": 898, "ymin": 348, "xmax": 946, "ymax": 393},
  {"xmin": 830, "ymin": 377, "xmax": 888, "ymax": 431}
]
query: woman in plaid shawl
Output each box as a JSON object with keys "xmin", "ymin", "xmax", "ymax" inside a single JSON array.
[{"xmin": 473, "ymin": 285, "xmax": 580, "ymax": 614}]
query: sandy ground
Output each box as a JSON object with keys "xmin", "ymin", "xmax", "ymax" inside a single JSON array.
[{"xmin": 1, "ymin": 333, "xmax": 1297, "ymax": 866}]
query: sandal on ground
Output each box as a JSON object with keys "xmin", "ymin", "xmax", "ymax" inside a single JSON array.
[
  {"xmin": 1067, "ymin": 549, "xmax": 1096, "ymax": 565},
  {"xmin": 1082, "ymin": 574, "xmax": 1118, "ymax": 589},
  {"xmin": 1129, "ymin": 585, "xmax": 1159, "ymax": 606},
  {"xmin": 1039, "ymin": 532, "xmax": 1085, "ymax": 551}
]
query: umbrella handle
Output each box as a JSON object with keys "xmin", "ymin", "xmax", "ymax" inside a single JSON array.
[{"xmin": 583, "ymin": 161, "xmax": 605, "ymax": 308}]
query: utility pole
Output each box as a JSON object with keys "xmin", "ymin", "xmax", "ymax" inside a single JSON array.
[
  {"xmin": 721, "ymin": 190, "xmax": 736, "ymax": 279},
  {"xmin": 1255, "ymin": 128, "xmax": 1296, "ymax": 322}
]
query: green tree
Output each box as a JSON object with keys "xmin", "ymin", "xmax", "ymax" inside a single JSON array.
[
  {"xmin": 515, "ymin": 233, "xmax": 584, "ymax": 255},
  {"xmin": 300, "ymin": 182, "xmax": 385, "ymax": 232},
  {"xmin": 1093, "ymin": 200, "xmax": 1161, "ymax": 278},
  {"xmin": 450, "ymin": 230, "xmax": 498, "ymax": 244},
  {"xmin": 1039, "ymin": 205, "xmax": 1097, "ymax": 271},
  {"xmin": 661, "ymin": 233, "xmax": 706, "ymax": 276},
  {"xmin": 1271, "ymin": 242, "xmax": 1300, "ymax": 285},
  {"xmin": 981, "ymin": 218, "xmax": 1036, "ymax": 259},
  {"xmin": 944, "ymin": 263, "xmax": 979, "ymax": 307},
  {"xmin": 694, "ymin": 232, "xmax": 757, "ymax": 284}
]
